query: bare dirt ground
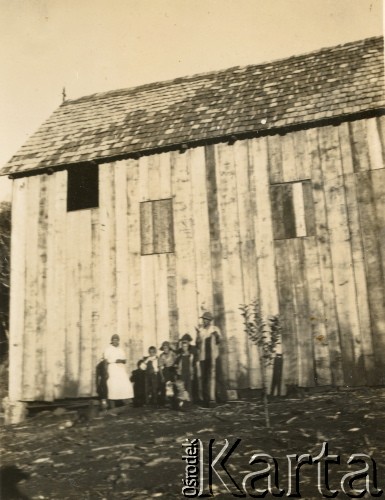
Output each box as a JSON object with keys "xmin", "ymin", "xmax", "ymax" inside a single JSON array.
[{"xmin": 1, "ymin": 388, "xmax": 384, "ymax": 499}]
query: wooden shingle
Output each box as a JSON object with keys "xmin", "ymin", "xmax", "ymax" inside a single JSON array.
[{"xmin": 1, "ymin": 36, "xmax": 384, "ymax": 176}]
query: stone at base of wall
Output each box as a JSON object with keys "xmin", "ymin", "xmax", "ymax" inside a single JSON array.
[{"xmin": 2, "ymin": 397, "xmax": 27, "ymax": 424}]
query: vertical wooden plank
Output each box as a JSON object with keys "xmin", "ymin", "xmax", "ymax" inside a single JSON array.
[
  {"xmin": 154, "ymin": 253, "xmax": 170, "ymax": 346},
  {"xmin": 126, "ymin": 158, "xmax": 143, "ymax": 364},
  {"xmin": 159, "ymin": 153, "xmax": 179, "ymax": 343},
  {"xmin": 290, "ymin": 239, "xmax": 314, "ymax": 386},
  {"xmin": 34, "ymin": 175, "xmax": 49, "ymax": 399},
  {"xmin": 78, "ymin": 210, "xmax": 93, "ymax": 396},
  {"xmin": 356, "ymin": 170, "xmax": 385, "ymax": 384},
  {"xmin": 53, "ymin": 171, "xmax": 67, "ymax": 399},
  {"xmin": 44, "ymin": 173, "xmax": 57, "ymax": 400},
  {"xmin": 147, "ymin": 154, "xmax": 161, "ymax": 201},
  {"xmin": 215, "ymin": 142, "xmax": 247, "ymax": 388},
  {"xmin": 267, "ymin": 135, "xmax": 283, "ymax": 184},
  {"xmin": 91, "ymin": 208, "xmax": 101, "ymax": 395},
  {"xmin": 160, "ymin": 153, "xmax": 175, "ymax": 253},
  {"xmin": 274, "ymin": 240, "xmax": 298, "ymax": 387},
  {"xmin": 154, "ymin": 152, "xmax": 178, "ymax": 345},
  {"xmin": 141, "ymin": 254, "xmax": 157, "ymax": 352},
  {"xmin": 246, "ymin": 141, "xmax": 263, "ymax": 389},
  {"xmin": 172, "ymin": 150, "xmax": 198, "ymax": 339},
  {"xmin": 8, "ymin": 178, "xmax": 27, "ymax": 402},
  {"xmin": 65, "ymin": 211, "xmax": 80, "ymax": 396},
  {"xmin": 339, "ymin": 122, "xmax": 376, "ymax": 383},
  {"xmin": 282, "ymin": 184, "xmax": 296, "ymax": 239},
  {"xmin": 159, "ymin": 152, "xmax": 172, "ymax": 200},
  {"xmin": 114, "ymin": 161, "xmax": 130, "ymax": 364},
  {"xmin": 167, "ymin": 253, "xmax": 178, "ymax": 343},
  {"xmin": 302, "ymin": 237, "xmax": 332, "ymax": 386},
  {"xmin": 140, "ymin": 202, "xmax": 153, "ymax": 255},
  {"xmin": 250, "ymin": 137, "xmax": 280, "ymax": 392},
  {"xmin": 302, "ymin": 181, "xmax": 316, "ymax": 237},
  {"xmin": 45, "ymin": 173, "xmax": 59, "ymax": 401},
  {"xmin": 250, "ymin": 137, "xmax": 280, "ymax": 316},
  {"xmin": 22, "ymin": 176, "xmax": 40, "ymax": 400},
  {"xmin": 139, "ymin": 156, "xmax": 157, "ymax": 353},
  {"xmin": 153, "ymin": 199, "xmax": 173, "ymax": 254},
  {"xmin": 190, "ymin": 147, "xmax": 213, "ymax": 317},
  {"xmin": 293, "ymin": 129, "xmax": 311, "ymax": 180},
  {"xmin": 376, "ymin": 115, "xmax": 385, "ymax": 164},
  {"xmin": 349, "ymin": 120, "xmax": 370, "ymax": 172},
  {"xmin": 306, "ymin": 127, "xmax": 344, "ymax": 386},
  {"xmin": 234, "ymin": 140, "xmax": 261, "ymax": 388},
  {"xmin": 292, "ymin": 182, "xmax": 306, "ymax": 237},
  {"xmin": 269, "ymin": 185, "xmax": 285, "ymax": 240},
  {"xmin": 319, "ymin": 125, "xmax": 363, "ymax": 386},
  {"xmin": 371, "ymin": 169, "xmax": 385, "ymax": 283},
  {"xmin": 281, "ymin": 133, "xmax": 297, "ymax": 182},
  {"xmin": 204, "ymin": 145, "xmax": 227, "ymax": 376},
  {"xmin": 99, "ymin": 163, "xmax": 117, "ymax": 354},
  {"xmin": 151, "ymin": 154, "xmax": 171, "ymax": 348},
  {"xmin": 366, "ymin": 117, "xmax": 383, "ymax": 170},
  {"xmin": 139, "ymin": 155, "xmax": 150, "ymax": 202}
]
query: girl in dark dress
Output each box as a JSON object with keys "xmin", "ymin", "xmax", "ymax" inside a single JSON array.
[{"xmin": 176, "ymin": 340, "xmax": 195, "ymax": 401}]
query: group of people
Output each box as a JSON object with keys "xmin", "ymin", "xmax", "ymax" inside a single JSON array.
[{"xmin": 97, "ymin": 311, "xmax": 226, "ymax": 410}]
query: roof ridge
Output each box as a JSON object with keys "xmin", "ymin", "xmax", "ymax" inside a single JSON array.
[{"xmin": 64, "ymin": 35, "xmax": 383, "ymax": 106}]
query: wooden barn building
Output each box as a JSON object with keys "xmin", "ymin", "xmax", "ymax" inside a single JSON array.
[{"xmin": 1, "ymin": 36, "xmax": 384, "ymax": 410}]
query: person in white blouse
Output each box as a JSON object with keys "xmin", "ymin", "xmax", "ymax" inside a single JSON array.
[{"xmin": 103, "ymin": 334, "xmax": 133, "ymax": 408}]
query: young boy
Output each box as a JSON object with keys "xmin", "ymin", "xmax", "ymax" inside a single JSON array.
[
  {"xmin": 159, "ymin": 341, "xmax": 176, "ymax": 381},
  {"xmin": 144, "ymin": 346, "xmax": 160, "ymax": 406},
  {"xmin": 159, "ymin": 341, "xmax": 177, "ymax": 405}
]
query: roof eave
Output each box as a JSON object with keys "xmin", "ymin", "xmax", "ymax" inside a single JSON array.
[{"xmin": 5, "ymin": 106, "xmax": 385, "ymax": 179}]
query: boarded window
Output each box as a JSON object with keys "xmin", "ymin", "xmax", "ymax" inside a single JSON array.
[
  {"xmin": 270, "ymin": 180, "xmax": 315, "ymax": 239},
  {"xmin": 140, "ymin": 198, "xmax": 174, "ymax": 255},
  {"xmin": 67, "ymin": 164, "xmax": 99, "ymax": 211}
]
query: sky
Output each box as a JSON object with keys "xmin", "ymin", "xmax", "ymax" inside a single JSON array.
[{"xmin": 0, "ymin": 0, "xmax": 383, "ymax": 201}]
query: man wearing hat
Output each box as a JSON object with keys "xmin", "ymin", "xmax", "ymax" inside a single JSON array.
[{"xmin": 195, "ymin": 311, "xmax": 222, "ymax": 404}]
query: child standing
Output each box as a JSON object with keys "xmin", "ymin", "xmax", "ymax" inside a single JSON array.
[
  {"xmin": 176, "ymin": 340, "xmax": 195, "ymax": 402},
  {"xmin": 173, "ymin": 378, "xmax": 192, "ymax": 411},
  {"xmin": 144, "ymin": 346, "xmax": 160, "ymax": 407},
  {"xmin": 159, "ymin": 341, "xmax": 177, "ymax": 405},
  {"xmin": 130, "ymin": 359, "xmax": 146, "ymax": 408},
  {"xmin": 159, "ymin": 341, "xmax": 177, "ymax": 383}
]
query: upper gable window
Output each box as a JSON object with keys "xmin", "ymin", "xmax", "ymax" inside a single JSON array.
[
  {"xmin": 67, "ymin": 164, "xmax": 99, "ymax": 212},
  {"xmin": 140, "ymin": 199, "xmax": 174, "ymax": 255},
  {"xmin": 270, "ymin": 180, "xmax": 315, "ymax": 239}
]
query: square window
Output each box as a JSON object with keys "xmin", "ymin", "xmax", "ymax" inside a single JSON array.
[
  {"xmin": 140, "ymin": 198, "xmax": 174, "ymax": 255},
  {"xmin": 67, "ymin": 164, "xmax": 99, "ymax": 212}
]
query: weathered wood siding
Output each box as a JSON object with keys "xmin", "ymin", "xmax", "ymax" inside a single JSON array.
[{"xmin": 8, "ymin": 116, "xmax": 385, "ymax": 401}]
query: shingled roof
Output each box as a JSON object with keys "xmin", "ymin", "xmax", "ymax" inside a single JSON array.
[{"xmin": 2, "ymin": 36, "xmax": 384, "ymax": 176}]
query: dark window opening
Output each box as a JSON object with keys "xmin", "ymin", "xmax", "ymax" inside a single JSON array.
[
  {"xmin": 140, "ymin": 198, "xmax": 174, "ymax": 255},
  {"xmin": 270, "ymin": 180, "xmax": 315, "ymax": 240},
  {"xmin": 67, "ymin": 164, "xmax": 99, "ymax": 211}
]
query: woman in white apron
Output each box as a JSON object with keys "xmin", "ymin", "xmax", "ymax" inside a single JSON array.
[{"xmin": 103, "ymin": 334, "xmax": 133, "ymax": 408}]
